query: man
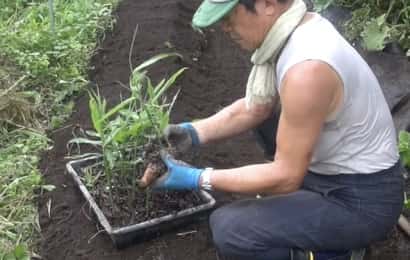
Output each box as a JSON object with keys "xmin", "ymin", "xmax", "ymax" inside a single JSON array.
[{"xmin": 141, "ymin": 0, "xmax": 404, "ymax": 259}]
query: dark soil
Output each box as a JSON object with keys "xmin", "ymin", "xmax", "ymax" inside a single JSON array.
[
  {"xmin": 73, "ymin": 136, "xmax": 203, "ymax": 227},
  {"xmin": 82, "ymin": 161, "xmax": 203, "ymax": 227},
  {"xmin": 37, "ymin": 0, "xmax": 409, "ymax": 259}
]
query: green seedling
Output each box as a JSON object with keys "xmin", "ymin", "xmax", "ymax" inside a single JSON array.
[{"xmin": 69, "ymin": 53, "xmax": 186, "ymax": 211}]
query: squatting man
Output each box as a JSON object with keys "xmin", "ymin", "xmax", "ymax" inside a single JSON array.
[{"xmin": 140, "ymin": 1, "xmax": 404, "ymax": 260}]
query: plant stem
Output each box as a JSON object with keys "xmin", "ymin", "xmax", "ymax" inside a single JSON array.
[
  {"xmin": 48, "ymin": 0, "xmax": 55, "ymax": 34},
  {"xmin": 128, "ymin": 23, "xmax": 139, "ymax": 73},
  {"xmin": 102, "ymin": 147, "xmax": 114, "ymax": 212}
]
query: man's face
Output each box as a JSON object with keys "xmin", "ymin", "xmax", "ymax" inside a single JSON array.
[{"xmin": 220, "ymin": 1, "xmax": 272, "ymax": 50}]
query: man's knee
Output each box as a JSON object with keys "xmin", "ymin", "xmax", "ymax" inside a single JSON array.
[
  {"xmin": 209, "ymin": 202, "xmax": 273, "ymax": 257},
  {"xmin": 209, "ymin": 206, "xmax": 235, "ymax": 254},
  {"xmin": 209, "ymin": 205, "xmax": 250, "ymax": 256}
]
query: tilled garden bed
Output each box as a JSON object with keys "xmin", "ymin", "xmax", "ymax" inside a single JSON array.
[{"xmin": 38, "ymin": 0, "xmax": 409, "ymax": 259}]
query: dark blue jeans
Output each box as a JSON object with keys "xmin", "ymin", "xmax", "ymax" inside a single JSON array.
[{"xmin": 210, "ymin": 116, "xmax": 405, "ymax": 260}]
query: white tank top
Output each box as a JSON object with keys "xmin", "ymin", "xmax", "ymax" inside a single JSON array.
[{"xmin": 276, "ymin": 14, "xmax": 399, "ymax": 174}]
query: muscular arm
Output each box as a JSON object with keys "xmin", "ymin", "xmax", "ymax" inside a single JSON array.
[
  {"xmin": 192, "ymin": 97, "xmax": 275, "ymax": 144},
  {"xmin": 205, "ymin": 61, "xmax": 342, "ymax": 194}
]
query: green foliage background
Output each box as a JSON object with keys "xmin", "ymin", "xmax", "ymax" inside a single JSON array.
[
  {"xmin": 0, "ymin": 0, "xmax": 118, "ymax": 258},
  {"xmin": 313, "ymin": 0, "xmax": 410, "ymax": 56}
]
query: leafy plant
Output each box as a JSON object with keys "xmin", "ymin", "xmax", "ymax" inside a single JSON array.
[
  {"xmin": 313, "ymin": 0, "xmax": 410, "ymax": 55},
  {"xmin": 399, "ymin": 131, "xmax": 410, "ymax": 168},
  {"xmin": 69, "ymin": 53, "xmax": 186, "ymax": 209},
  {"xmin": 399, "ymin": 131, "xmax": 410, "ymax": 209}
]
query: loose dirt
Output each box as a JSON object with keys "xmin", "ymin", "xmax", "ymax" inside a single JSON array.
[{"xmin": 38, "ymin": 0, "xmax": 409, "ymax": 259}]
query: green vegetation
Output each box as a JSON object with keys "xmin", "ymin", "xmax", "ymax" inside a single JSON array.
[
  {"xmin": 0, "ymin": 0, "xmax": 118, "ymax": 258},
  {"xmin": 399, "ymin": 131, "xmax": 410, "ymax": 209},
  {"xmin": 313, "ymin": 0, "xmax": 410, "ymax": 56},
  {"xmin": 399, "ymin": 131, "xmax": 410, "ymax": 168},
  {"xmin": 0, "ymin": 129, "xmax": 49, "ymax": 259},
  {"xmin": 70, "ymin": 53, "xmax": 185, "ymax": 211}
]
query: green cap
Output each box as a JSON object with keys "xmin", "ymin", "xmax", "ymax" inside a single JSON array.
[{"xmin": 192, "ymin": 0, "xmax": 239, "ymax": 28}]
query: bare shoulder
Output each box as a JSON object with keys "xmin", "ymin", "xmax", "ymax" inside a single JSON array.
[{"xmin": 280, "ymin": 60, "xmax": 342, "ymax": 121}]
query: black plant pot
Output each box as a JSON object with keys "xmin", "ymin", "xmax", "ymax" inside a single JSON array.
[{"xmin": 66, "ymin": 156, "xmax": 216, "ymax": 249}]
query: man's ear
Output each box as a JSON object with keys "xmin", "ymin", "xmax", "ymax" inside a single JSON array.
[{"xmin": 263, "ymin": 0, "xmax": 277, "ymax": 16}]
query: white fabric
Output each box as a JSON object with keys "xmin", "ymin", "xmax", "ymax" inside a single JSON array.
[
  {"xmin": 276, "ymin": 14, "xmax": 399, "ymax": 174},
  {"xmin": 245, "ymin": 0, "xmax": 307, "ymax": 108}
]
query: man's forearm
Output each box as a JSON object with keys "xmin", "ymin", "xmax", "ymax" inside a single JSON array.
[
  {"xmin": 192, "ymin": 98, "xmax": 274, "ymax": 144},
  {"xmin": 204, "ymin": 161, "xmax": 303, "ymax": 195}
]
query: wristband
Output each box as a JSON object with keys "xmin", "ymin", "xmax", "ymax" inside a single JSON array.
[{"xmin": 200, "ymin": 168, "xmax": 213, "ymax": 191}]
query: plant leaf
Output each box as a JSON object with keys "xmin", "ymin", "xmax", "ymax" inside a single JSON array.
[
  {"xmin": 361, "ymin": 14, "xmax": 391, "ymax": 51},
  {"xmin": 399, "ymin": 131, "xmax": 410, "ymax": 168},
  {"xmin": 133, "ymin": 53, "xmax": 181, "ymax": 73},
  {"xmin": 152, "ymin": 67, "xmax": 187, "ymax": 103},
  {"xmin": 85, "ymin": 130, "xmax": 100, "ymax": 138},
  {"xmin": 99, "ymin": 96, "xmax": 137, "ymax": 123},
  {"xmin": 67, "ymin": 137, "xmax": 102, "ymax": 147},
  {"xmin": 313, "ymin": 0, "xmax": 334, "ymax": 12},
  {"xmin": 13, "ymin": 245, "xmax": 29, "ymax": 260},
  {"xmin": 89, "ymin": 94, "xmax": 103, "ymax": 135}
]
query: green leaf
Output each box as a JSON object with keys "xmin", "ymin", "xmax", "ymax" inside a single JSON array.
[
  {"xmin": 103, "ymin": 126, "xmax": 123, "ymax": 146},
  {"xmin": 105, "ymin": 149, "xmax": 116, "ymax": 170},
  {"xmin": 13, "ymin": 245, "xmax": 29, "ymax": 260},
  {"xmin": 361, "ymin": 14, "xmax": 392, "ymax": 51},
  {"xmin": 313, "ymin": 0, "xmax": 334, "ymax": 12},
  {"xmin": 152, "ymin": 67, "xmax": 187, "ymax": 104},
  {"xmin": 3, "ymin": 253, "xmax": 16, "ymax": 260},
  {"xmin": 399, "ymin": 131, "xmax": 410, "ymax": 168},
  {"xmin": 99, "ymin": 96, "xmax": 137, "ymax": 123},
  {"xmin": 85, "ymin": 130, "xmax": 100, "ymax": 138},
  {"xmin": 130, "ymin": 71, "xmax": 146, "ymax": 95},
  {"xmin": 67, "ymin": 137, "xmax": 102, "ymax": 147},
  {"xmin": 133, "ymin": 53, "xmax": 181, "ymax": 73},
  {"xmin": 89, "ymin": 94, "xmax": 103, "ymax": 135},
  {"xmin": 405, "ymin": 198, "xmax": 410, "ymax": 209}
]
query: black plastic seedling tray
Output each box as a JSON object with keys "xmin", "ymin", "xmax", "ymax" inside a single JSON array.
[{"xmin": 66, "ymin": 156, "xmax": 216, "ymax": 249}]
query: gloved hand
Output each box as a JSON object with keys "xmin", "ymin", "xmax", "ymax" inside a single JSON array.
[
  {"xmin": 152, "ymin": 150, "xmax": 204, "ymax": 190},
  {"xmin": 164, "ymin": 122, "xmax": 200, "ymax": 152}
]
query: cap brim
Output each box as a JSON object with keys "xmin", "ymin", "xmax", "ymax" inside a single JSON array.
[{"xmin": 192, "ymin": 0, "xmax": 239, "ymax": 28}]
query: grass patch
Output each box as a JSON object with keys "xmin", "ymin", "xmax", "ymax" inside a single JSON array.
[
  {"xmin": 0, "ymin": 0, "xmax": 119, "ymax": 257},
  {"xmin": 0, "ymin": 128, "xmax": 49, "ymax": 257}
]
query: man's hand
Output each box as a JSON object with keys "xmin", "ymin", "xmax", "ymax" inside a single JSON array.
[
  {"xmin": 164, "ymin": 123, "xmax": 200, "ymax": 152},
  {"xmin": 140, "ymin": 151, "xmax": 204, "ymax": 190}
]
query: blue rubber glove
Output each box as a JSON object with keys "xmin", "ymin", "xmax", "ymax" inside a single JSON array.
[
  {"xmin": 163, "ymin": 122, "xmax": 200, "ymax": 152},
  {"xmin": 153, "ymin": 151, "xmax": 204, "ymax": 190}
]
